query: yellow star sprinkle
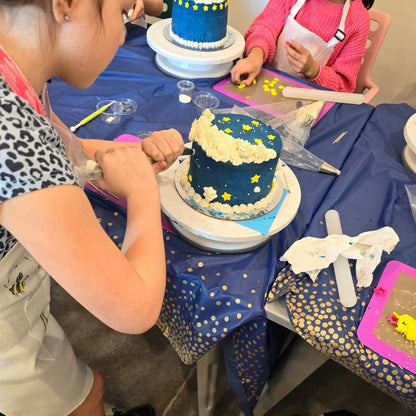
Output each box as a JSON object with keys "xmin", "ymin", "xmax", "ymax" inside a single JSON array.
[
  {"xmin": 253, "ymin": 79, "xmax": 257, "ymax": 85},
  {"xmin": 252, "ymin": 120, "xmax": 259, "ymax": 126},
  {"xmin": 278, "ymin": 85, "xmax": 284, "ymax": 89},
  {"xmin": 222, "ymin": 192, "xmax": 231, "ymax": 201},
  {"xmin": 238, "ymin": 84, "xmax": 246, "ymax": 89},
  {"xmin": 188, "ymin": 174, "xmax": 192, "ymax": 182},
  {"xmin": 245, "ymin": 96, "xmax": 251, "ymax": 99},
  {"xmin": 267, "ymin": 134, "xmax": 276, "ymax": 140},
  {"xmin": 242, "ymin": 124, "xmax": 252, "ymax": 131},
  {"xmin": 185, "ymin": 2, "xmax": 189, "ymax": 7},
  {"xmin": 274, "ymin": 77, "xmax": 279, "ymax": 82},
  {"xmin": 212, "ymin": 4, "xmax": 217, "ymax": 10},
  {"xmin": 251, "ymin": 174, "xmax": 261, "ymax": 183},
  {"xmin": 264, "ymin": 79, "xmax": 270, "ymax": 84},
  {"xmin": 178, "ymin": 0, "xmax": 182, "ymax": 5},
  {"xmin": 222, "ymin": 117, "xmax": 230, "ymax": 122},
  {"xmin": 203, "ymin": 5, "xmax": 209, "ymax": 11},
  {"xmin": 224, "ymin": 128, "xmax": 233, "ymax": 134},
  {"xmin": 193, "ymin": 4, "xmax": 198, "ymax": 10},
  {"xmin": 254, "ymin": 138, "xmax": 263, "ymax": 144},
  {"xmin": 219, "ymin": 3, "xmax": 223, "ymax": 9}
]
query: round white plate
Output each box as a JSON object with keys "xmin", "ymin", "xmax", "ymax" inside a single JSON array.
[
  {"xmin": 157, "ymin": 155, "xmax": 301, "ymax": 253},
  {"xmin": 146, "ymin": 19, "xmax": 245, "ymax": 79}
]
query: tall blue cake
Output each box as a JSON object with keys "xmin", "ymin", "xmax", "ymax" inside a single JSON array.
[
  {"xmin": 180, "ymin": 110, "xmax": 283, "ymax": 219},
  {"xmin": 170, "ymin": 0, "xmax": 229, "ymax": 50}
]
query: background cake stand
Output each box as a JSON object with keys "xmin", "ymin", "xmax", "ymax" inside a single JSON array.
[
  {"xmin": 146, "ymin": 19, "xmax": 245, "ymax": 79},
  {"xmin": 402, "ymin": 113, "xmax": 416, "ymax": 173},
  {"xmin": 157, "ymin": 155, "xmax": 301, "ymax": 253}
]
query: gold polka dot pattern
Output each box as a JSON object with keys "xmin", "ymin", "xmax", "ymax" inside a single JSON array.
[{"xmin": 268, "ymin": 265, "xmax": 416, "ymax": 408}]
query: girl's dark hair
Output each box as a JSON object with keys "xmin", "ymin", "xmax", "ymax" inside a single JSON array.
[{"xmin": 361, "ymin": 0, "xmax": 374, "ymax": 10}]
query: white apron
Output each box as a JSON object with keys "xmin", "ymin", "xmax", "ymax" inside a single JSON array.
[
  {"xmin": 272, "ymin": 0, "xmax": 351, "ymax": 76},
  {"xmin": 0, "ymin": 242, "xmax": 93, "ymax": 416}
]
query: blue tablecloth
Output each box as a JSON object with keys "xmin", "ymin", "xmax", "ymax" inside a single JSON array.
[
  {"xmin": 268, "ymin": 103, "xmax": 416, "ymax": 409},
  {"xmin": 48, "ymin": 23, "xmax": 416, "ymax": 415}
]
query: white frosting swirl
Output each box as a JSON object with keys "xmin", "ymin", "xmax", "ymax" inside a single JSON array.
[
  {"xmin": 203, "ymin": 186, "xmax": 217, "ymax": 202},
  {"xmin": 189, "ymin": 110, "xmax": 276, "ymax": 165}
]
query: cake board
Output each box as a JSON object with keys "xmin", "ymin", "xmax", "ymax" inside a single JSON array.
[
  {"xmin": 357, "ymin": 261, "xmax": 416, "ymax": 374},
  {"xmin": 157, "ymin": 152, "xmax": 301, "ymax": 253},
  {"xmin": 146, "ymin": 19, "xmax": 245, "ymax": 79}
]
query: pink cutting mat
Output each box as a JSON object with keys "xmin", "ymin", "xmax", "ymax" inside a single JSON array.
[
  {"xmin": 213, "ymin": 68, "xmax": 334, "ymax": 124},
  {"xmin": 357, "ymin": 261, "xmax": 416, "ymax": 374}
]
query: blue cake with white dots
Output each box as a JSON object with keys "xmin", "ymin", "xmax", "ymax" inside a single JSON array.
[
  {"xmin": 180, "ymin": 110, "xmax": 283, "ymax": 219},
  {"xmin": 170, "ymin": 0, "xmax": 229, "ymax": 51}
]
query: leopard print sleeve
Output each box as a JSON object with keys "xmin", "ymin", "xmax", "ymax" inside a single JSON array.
[
  {"xmin": 0, "ymin": 78, "xmax": 79, "ymax": 202},
  {"xmin": 0, "ymin": 78, "xmax": 80, "ymax": 259}
]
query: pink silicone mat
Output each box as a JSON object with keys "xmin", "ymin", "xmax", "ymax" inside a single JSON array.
[
  {"xmin": 357, "ymin": 261, "xmax": 416, "ymax": 374},
  {"xmin": 213, "ymin": 68, "xmax": 335, "ymax": 124}
]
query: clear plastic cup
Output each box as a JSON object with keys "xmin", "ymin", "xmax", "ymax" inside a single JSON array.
[
  {"xmin": 96, "ymin": 100, "xmax": 124, "ymax": 124},
  {"xmin": 192, "ymin": 91, "xmax": 220, "ymax": 116},
  {"xmin": 177, "ymin": 80, "xmax": 195, "ymax": 104}
]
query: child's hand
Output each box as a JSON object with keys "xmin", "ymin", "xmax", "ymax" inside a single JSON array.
[
  {"xmin": 141, "ymin": 129, "xmax": 184, "ymax": 174},
  {"xmin": 94, "ymin": 146, "xmax": 158, "ymax": 200},
  {"xmin": 130, "ymin": 0, "xmax": 145, "ymax": 21},
  {"xmin": 230, "ymin": 47, "xmax": 264, "ymax": 86},
  {"xmin": 285, "ymin": 40, "xmax": 320, "ymax": 79}
]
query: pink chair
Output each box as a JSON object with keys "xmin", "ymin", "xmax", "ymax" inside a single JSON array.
[{"xmin": 354, "ymin": 8, "xmax": 391, "ymax": 103}]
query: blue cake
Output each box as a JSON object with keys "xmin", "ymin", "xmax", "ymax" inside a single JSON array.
[
  {"xmin": 180, "ymin": 110, "xmax": 283, "ymax": 219},
  {"xmin": 170, "ymin": 0, "xmax": 229, "ymax": 50}
]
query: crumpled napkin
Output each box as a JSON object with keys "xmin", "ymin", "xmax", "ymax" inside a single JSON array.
[{"xmin": 280, "ymin": 227, "xmax": 400, "ymax": 287}]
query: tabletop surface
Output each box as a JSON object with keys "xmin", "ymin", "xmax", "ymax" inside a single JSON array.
[{"xmin": 48, "ymin": 23, "xmax": 416, "ymax": 416}]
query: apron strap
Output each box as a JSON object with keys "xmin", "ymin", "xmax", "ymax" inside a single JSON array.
[
  {"xmin": 290, "ymin": 0, "xmax": 308, "ymax": 18},
  {"xmin": 331, "ymin": 0, "xmax": 351, "ymax": 43}
]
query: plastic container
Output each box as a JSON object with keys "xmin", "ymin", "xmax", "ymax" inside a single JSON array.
[
  {"xmin": 177, "ymin": 80, "xmax": 195, "ymax": 104},
  {"xmin": 96, "ymin": 100, "xmax": 123, "ymax": 124},
  {"xmin": 192, "ymin": 91, "xmax": 220, "ymax": 115}
]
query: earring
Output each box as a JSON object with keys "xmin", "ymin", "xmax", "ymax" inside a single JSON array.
[{"xmin": 64, "ymin": 15, "xmax": 69, "ymax": 21}]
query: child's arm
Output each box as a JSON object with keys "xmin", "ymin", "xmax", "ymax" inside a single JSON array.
[
  {"xmin": 0, "ymin": 145, "xmax": 167, "ymax": 335},
  {"xmin": 50, "ymin": 109, "xmax": 184, "ymax": 173},
  {"xmin": 130, "ymin": 0, "xmax": 164, "ymax": 21}
]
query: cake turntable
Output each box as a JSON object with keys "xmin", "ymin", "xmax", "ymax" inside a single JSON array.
[
  {"xmin": 402, "ymin": 113, "xmax": 416, "ymax": 174},
  {"xmin": 146, "ymin": 19, "xmax": 245, "ymax": 79},
  {"xmin": 157, "ymin": 151, "xmax": 301, "ymax": 253}
]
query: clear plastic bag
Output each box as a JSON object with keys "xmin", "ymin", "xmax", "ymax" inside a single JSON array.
[
  {"xmin": 52, "ymin": 122, "xmax": 102, "ymax": 187},
  {"xmin": 405, "ymin": 184, "xmax": 416, "ymax": 224},
  {"xmin": 214, "ymin": 101, "xmax": 339, "ymax": 175}
]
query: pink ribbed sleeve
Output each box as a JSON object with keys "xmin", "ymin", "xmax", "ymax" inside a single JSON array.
[{"xmin": 243, "ymin": 0, "xmax": 370, "ymax": 92}]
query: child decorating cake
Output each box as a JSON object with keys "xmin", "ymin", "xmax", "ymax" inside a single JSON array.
[
  {"xmin": 230, "ymin": 0, "xmax": 374, "ymax": 92},
  {"xmin": 0, "ymin": 1, "xmax": 184, "ymax": 415}
]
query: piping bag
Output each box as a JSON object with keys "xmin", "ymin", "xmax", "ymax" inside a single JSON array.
[
  {"xmin": 52, "ymin": 124, "xmax": 194, "ymax": 185},
  {"xmin": 215, "ymin": 101, "xmax": 340, "ymax": 175}
]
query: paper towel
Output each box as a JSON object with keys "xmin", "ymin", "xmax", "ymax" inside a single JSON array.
[{"xmin": 280, "ymin": 227, "xmax": 400, "ymax": 287}]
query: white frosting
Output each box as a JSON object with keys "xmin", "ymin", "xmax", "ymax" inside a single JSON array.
[
  {"xmin": 192, "ymin": 0, "xmax": 227, "ymax": 4},
  {"xmin": 203, "ymin": 186, "xmax": 217, "ymax": 202},
  {"xmin": 169, "ymin": 27, "xmax": 228, "ymax": 50},
  {"xmin": 180, "ymin": 170, "xmax": 276, "ymax": 218},
  {"xmin": 189, "ymin": 110, "xmax": 276, "ymax": 166}
]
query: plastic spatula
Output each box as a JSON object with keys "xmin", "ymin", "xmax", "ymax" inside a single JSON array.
[{"xmin": 325, "ymin": 210, "xmax": 357, "ymax": 307}]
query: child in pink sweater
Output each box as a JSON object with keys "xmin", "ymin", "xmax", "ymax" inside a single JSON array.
[{"xmin": 230, "ymin": 0, "xmax": 374, "ymax": 92}]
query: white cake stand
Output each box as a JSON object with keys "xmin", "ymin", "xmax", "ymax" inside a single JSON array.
[
  {"xmin": 146, "ymin": 19, "xmax": 245, "ymax": 79},
  {"xmin": 402, "ymin": 113, "xmax": 416, "ymax": 174},
  {"xmin": 157, "ymin": 155, "xmax": 301, "ymax": 253}
]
